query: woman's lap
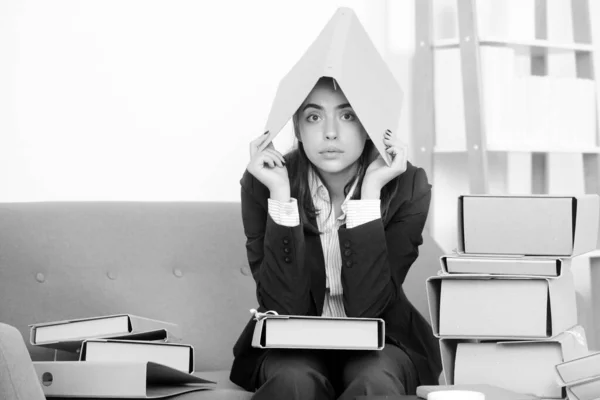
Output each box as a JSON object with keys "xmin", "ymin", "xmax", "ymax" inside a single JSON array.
[
  {"xmin": 254, "ymin": 344, "xmax": 418, "ymax": 399},
  {"xmin": 340, "ymin": 344, "xmax": 419, "ymax": 396}
]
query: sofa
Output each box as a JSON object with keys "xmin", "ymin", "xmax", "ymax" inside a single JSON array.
[{"xmin": 0, "ymin": 201, "xmax": 442, "ymax": 399}]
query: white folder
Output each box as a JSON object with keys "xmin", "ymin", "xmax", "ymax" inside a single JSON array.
[
  {"xmin": 33, "ymin": 361, "xmax": 215, "ymax": 398},
  {"xmin": 251, "ymin": 314, "xmax": 384, "ymax": 350}
]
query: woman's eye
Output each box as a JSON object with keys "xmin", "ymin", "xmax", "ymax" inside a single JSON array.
[
  {"xmin": 306, "ymin": 114, "xmax": 321, "ymax": 122},
  {"xmin": 341, "ymin": 112, "xmax": 356, "ymax": 121}
]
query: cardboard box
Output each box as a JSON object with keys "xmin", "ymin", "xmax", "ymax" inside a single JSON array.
[
  {"xmin": 458, "ymin": 195, "xmax": 599, "ymax": 256},
  {"xmin": 567, "ymin": 377, "xmax": 600, "ymax": 400},
  {"xmin": 440, "ymin": 326, "xmax": 589, "ymax": 399},
  {"xmin": 441, "ymin": 254, "xmax": 569, "ymax": 277},
  {"xmin": 427, "ymin": 272, "xmax": 577, "ymax": 339},
  {"xmin": 251, "ymin": 314, "xmax": 384, "ymax": 350},
  {"xmin": 556, "ymin": 351, "xmax": 600, "ymax": 386}
]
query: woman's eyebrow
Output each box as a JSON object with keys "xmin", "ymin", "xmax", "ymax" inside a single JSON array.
[
  {"xmin": 302, "ymin": 103, "xmax": 352, "ymax": 111},
  {"xmin": 302, "ymin": 103, "xmax": 323, "ymax": 111}
]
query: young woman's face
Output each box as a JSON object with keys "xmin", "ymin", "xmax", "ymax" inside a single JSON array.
[{"xmin": 296, "ymin": 80, "xmax": 368, "ymax": 175}]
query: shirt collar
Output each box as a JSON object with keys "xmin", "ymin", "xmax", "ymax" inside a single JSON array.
[{"xmin": 308, "ymin": 166, "xmax": 359, "ymax": 206}]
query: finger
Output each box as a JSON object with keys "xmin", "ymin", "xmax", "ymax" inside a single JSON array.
[
  {"xmin": 384, "ymin": 136, "xmax": 393, "ymax": 148},
  {"xmin": 386, "ymin": 146, "xmax": 401, "ymax": 160},
  {"xmin": 250, "ymin": 131, "xmax": 270, "ymax": 157},
  {"xmin": 266, "ymin": 147, "xmax": 285, "ymax": 164},
  {"xmin": 258, "ymin": 153, "xmax": 277, "ymax": 169},
  {"xmin": 253, "ymin": 131, "xmax": 270, "ymax": 146},
  {"xmin": 388, "ymin": 146, "xmax": 408, "ymax": 170},
  {"xmin": 264, "ymin": 149, "xmax": 285, "ymax": 167},
  {"xmin": 386, "ymin": 145, "xmax": 406, "ymax": 155},
  {"xmin": 252, "ymin": 131, "xmax": 270, "ymax": 145},
  {"xmin": 386, "ymin": 146, "xmax": 397, "ymax": 160},
  {"xmin": 264, "ymin": 140, "xmax": 280, "ymax": 154},
  {"xmin": 386, "ymin": 141, "xmax": 408, "ymax": 153},
  {"xmin": 262, "ymin": 149, "xmax": 284, "ymax": 167}
]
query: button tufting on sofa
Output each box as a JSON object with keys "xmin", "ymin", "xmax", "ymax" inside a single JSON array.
[{"xmin": 173, "ymin": 268, "xmax": 184, "ymax": 278}]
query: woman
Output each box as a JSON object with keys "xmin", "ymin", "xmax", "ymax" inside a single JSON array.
[{"xmin": 229, "ymin": 77, "xmax": 442, "ymax": 399}]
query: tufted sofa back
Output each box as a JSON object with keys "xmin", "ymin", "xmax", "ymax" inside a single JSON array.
[{"xmin": 0, "ymin": 202, "xmax": 256, "ymax": 371}]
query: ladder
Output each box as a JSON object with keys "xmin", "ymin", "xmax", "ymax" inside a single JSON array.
[
  {"xmin": 412, "ymin": 0, "xmax": 600, "ymax": 348},
  {"xmin": 413, "ymin": 0, "xmax": 597, "ymax": 195}
]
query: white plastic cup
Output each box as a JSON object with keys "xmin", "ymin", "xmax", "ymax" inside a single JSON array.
[{"xmin": 427, "ymin": 390, "xmax": 485, "ymax": 400}]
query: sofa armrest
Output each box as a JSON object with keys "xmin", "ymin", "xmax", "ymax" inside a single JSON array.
[{"xmin": 0, "ymin": 323, "xmax": 45, "ymax": 400}]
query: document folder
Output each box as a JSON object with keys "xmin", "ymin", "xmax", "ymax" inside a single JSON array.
[
  {"xmin": 251, "ymin": 314, "xmax": 384, "ymax": 350},
  {"xmin": 30, "ymin": 314, "xmax": 181, "ymax": 352},
  {"xmin": 33, "ymin": 361, "xmax": 215, "ymax": 398}
]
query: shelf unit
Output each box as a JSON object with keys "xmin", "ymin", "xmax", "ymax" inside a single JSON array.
[
  {"xmin": 433, "ymin": 146, "xmax": 600, "ymax": 154},
  {"xmin": 412, "ymin": 0, "xmax": 600, "ymax": 351},
  {"xmin": 413, "ymin": 0, "xmax": 597, "ymax": 196},
  {"xmin": 433, "ymin": 37, "xmax": 594, "ymax": 53}
]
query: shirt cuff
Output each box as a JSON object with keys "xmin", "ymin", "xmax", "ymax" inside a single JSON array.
[
  {"xmin": 344, "ymin": 200, "xmax": 381, "ymax": 228},
  {"xmin": 268, "ymin": 198, "xmax": 300, "ymax": 227}
]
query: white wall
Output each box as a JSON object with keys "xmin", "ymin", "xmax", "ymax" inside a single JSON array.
[
  {"xmin": 2, "ymin": 0, "xmax": 598, "ymax": 238},
  {"xmin": 0, "ymin": 0, "xmax": 390, "ymax": 202}
]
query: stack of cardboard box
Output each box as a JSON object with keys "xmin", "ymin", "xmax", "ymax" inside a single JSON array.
[{"xmin": 427, "ymin": 194, "xmax": 599, "ymax": 399}]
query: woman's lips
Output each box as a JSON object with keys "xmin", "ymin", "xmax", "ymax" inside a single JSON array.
[
  {"xmin": 320, "ymin": 149, "xmax": 343, "ymax": 159},
  {"xmin": 319, "ymin": 146, "xmax": 343, "ymax": 154}
]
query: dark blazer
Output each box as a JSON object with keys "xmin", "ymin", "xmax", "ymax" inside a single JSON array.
[{"xmin": 229, "ymin": 161, "xmax": 442, "ymax": 392}]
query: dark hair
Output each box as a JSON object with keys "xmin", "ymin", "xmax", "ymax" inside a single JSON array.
[{"xmin": 285, "ymin": 77, "xmax": 400, "ymax": 234}]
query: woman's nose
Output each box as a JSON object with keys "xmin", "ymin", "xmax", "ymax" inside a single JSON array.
[{"xmin": 324, "ymin": 119, "xmax": 338, "ymax": 140}]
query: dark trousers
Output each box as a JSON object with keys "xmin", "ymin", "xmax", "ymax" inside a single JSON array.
[{"xmin": 252, "ymin": 344, "xmax": 418, "ymax": 400}]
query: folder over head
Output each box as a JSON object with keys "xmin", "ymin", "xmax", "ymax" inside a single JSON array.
[{"xmin": 260, "ymin": 7, "xmax": 403, "ymax": 166}]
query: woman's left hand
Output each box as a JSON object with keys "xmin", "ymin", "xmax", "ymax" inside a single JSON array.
[{"xmin": 362, "ymin": 130, "xmax": 408, "ymax": 198}]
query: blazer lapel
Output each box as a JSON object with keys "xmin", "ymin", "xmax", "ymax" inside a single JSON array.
[{"xmin": 304, "ymin": 215, "xmax": 327, "ymax": 316}]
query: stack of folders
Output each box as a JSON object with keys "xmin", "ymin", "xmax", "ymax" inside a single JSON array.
[
  {"xmin": 426, "ymin": 194, "xmax": 600, "ymax": 399},
  {"xmin": 29, "ymin": 314, "xmax": 215, "ymax": 398},
  {"xmin": 250, "ymin": 310, "xmax": 385, "ymax": 351},
  {"xmin": 556, "ymin": 351, "xmax": 600, "ymax": 400}
]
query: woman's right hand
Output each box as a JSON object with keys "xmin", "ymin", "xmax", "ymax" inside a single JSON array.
[{"xmin": 247, "ymin": 132, "xmax": 290, "ymax": 201}]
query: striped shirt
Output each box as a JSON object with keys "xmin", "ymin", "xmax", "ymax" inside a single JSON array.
[{"xmin": 267, "ymin": 167, "xmax": 381, "ymax": 317}]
